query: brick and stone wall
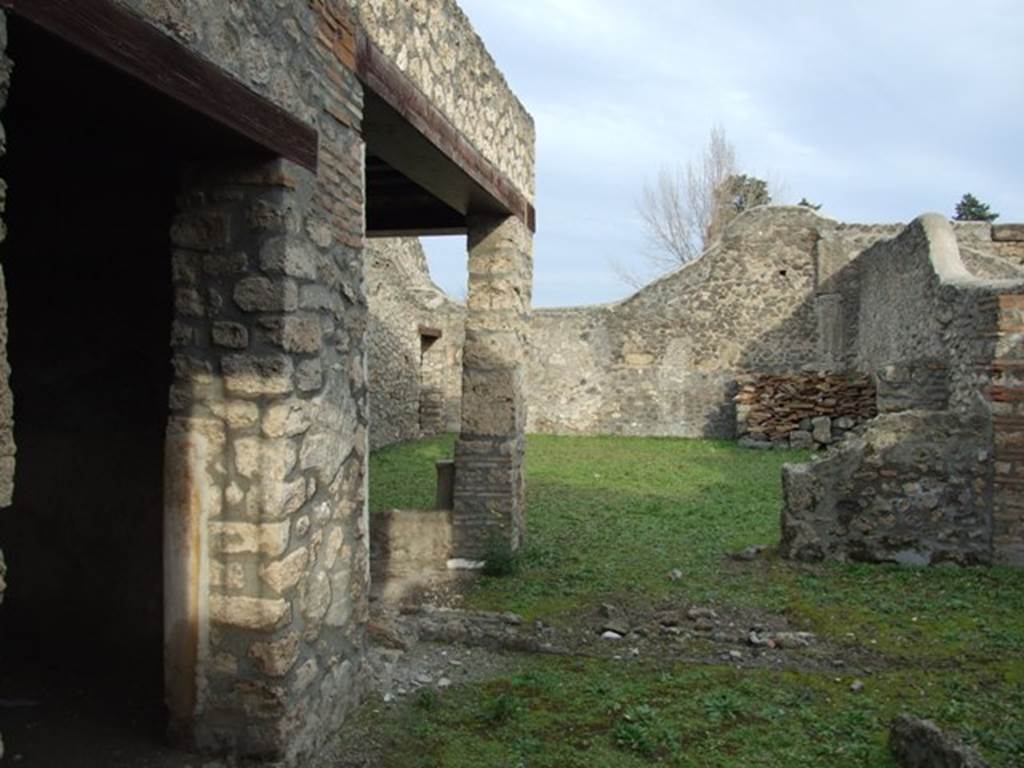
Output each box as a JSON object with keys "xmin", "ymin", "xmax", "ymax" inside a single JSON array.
[
  {"xmin": 360, "ymin": 209, "xmax": 1023, "ymax": 449},
  {"xmin": 366, "ymin": 239, "xmax": 464, "ymax": 449},
  {"xmin": 735, "ymin": 373, "xmax": 876, "ymax": 450},
  {"xmin": 526, "ymin": 208, "xmax": 899, "ymax": 438},
  {"xmin": 782, "ymin": 214, "xmax": 1024, "ymax": 566},
  {"xmin": 165, "ymin": 154, "xmax": 370, "ymax": 759},
  {"xmin": 0, "ymin": 0, "xmax": 534, "ymax": 763},
  {"xmin": 989, "ymin": 294, "xmax": 1024, "ymax": 565},
  {"xmin": 524, "ymin": 211, "xmax": 1020, "ymax": 441}
]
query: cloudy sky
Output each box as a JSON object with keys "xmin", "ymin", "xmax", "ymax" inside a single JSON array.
[{"xmin": 421, "ymin": 0, "xmax": 1024, "ymax": 307}]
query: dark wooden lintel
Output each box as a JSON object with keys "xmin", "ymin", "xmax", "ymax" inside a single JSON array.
[
  {"xmin": 356, "ymin": 34, "xmax": 535, "ymax": 233},
  {"xmin": 1, "ymin": 0, "xmax": 319, "ymax": 171}
]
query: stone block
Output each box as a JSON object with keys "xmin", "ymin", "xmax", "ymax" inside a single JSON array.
[
  {"xmin": 259, "ymin": 547, "xmax": 309, "ymax": 594},
  {"xmin": 249, "ymin": 632, "xmax": 301, "ymax": 677},
  {"xmin": 209, "ymin": 400, "xmax": 261, "ymax": 430},
  {"xmin": 260, "ymin": 236, "xmax": 318, "ymax": 279},
  {"xmin": 466, "ymin": 276, "xmax": 527, "ymax": 313},
  {"xmin": 210, "ymin": 595, "xmax": 290, "ymax": 632},
  {"xmin": 223, "ymin": 354, "xmax": 294, "ymax": 397},
  {"xmin": 295, "ymin": 358, "xmax": 323, "ymax": 392},
  {"xmin": 789, "ymin": 430, "xmax": 813, "ymax": 450},
  {"xmin": 210, "ymin": 522, "xmax": 290, "ymax": 557},
  {"xmin": 212, "ymin": 321, "xmax": 249, "ymax": 349},
  {"xmin": 259, "ymin": 314, "xmax": 322, "ymax": 353},
  {"xmin": 889, "ymin": 715, "xmax": 989, "ymax": 768},
  {"xmin": 812, "ymin": 416, "xmax": 832, "ymax": 444},
  {"xmin": 234, "ymin": 276, "xmax": 299, "ymax": 313},
  {"xmin": 262, "ymin": 401, "xmax": 313, "ymax": 438},
  {"xmin": 233, "ymin": 437, "xmax": 297, "ymax": 482}
]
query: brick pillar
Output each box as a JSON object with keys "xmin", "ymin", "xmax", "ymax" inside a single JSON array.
[
  {"xmin": 990, "ymin": 293, "xmax": 1024, "ymax": 566},
  {"xmin": 453, "ymin": 214, "xmax": 532, "ymax": 558}
]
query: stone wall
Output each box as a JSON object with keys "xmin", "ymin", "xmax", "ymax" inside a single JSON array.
[
  {"xmin": 526, "ymin": 207, "xmax": 892, "ymax": 438},
  {"xmin": 782, "ymin": 215, "xmax": 1024, "ymax": 566},
  {"xmin": 735, "ymin": 373, "xmax": 876, "ymax": 450},
  {"xmin": 366, "ymin": 238, "xmax": 464, "ymax": 449},
  {"xmin": 166, "ymin": 154, "xmax": 369, "ymax": 759},
  {"xmin": 0, "ymin": 0, "xmax": 533, "ymax": 763},
  {"xmin": 360, "ymin": 210, "xmax": 1023, "ymax": 448},
  {"xmin": 341, "ymin": 0, "xmax": 535, "ymax": 201}
]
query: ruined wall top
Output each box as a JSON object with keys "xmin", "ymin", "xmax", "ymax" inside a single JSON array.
[{"xmin": 342, "ymin": 0, "xmax": 535, "ymax": 200}]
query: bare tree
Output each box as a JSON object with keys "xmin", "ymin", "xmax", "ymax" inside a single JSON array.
[
  {"xmin": 615, "ymin": 127, "xmax": 781, "ymax": 288},
  {"xmin": 639, "ymin": 125, "xmax": 736, "ymax": 269}
]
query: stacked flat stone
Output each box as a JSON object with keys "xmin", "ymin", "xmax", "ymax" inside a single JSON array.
[{"xmin": 735, "ymin": 372, "xmax": 876, "ymax": 450}]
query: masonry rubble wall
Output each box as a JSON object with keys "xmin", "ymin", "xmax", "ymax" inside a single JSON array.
[
  {"xmin": 366, "ymin": 238, "xmax": 464, "ymax": 449},
  {"xmin": 735, "ymin": 373, "xmax": 877, "ymax": 450},
  {"xmin": 524, "ymin": 212, "xmax": 1021, "ymax": 440},
  {"xmin": 0, "ymin": 0, "xmax": 534, "ymax": 763},
  {"xmin": 782, "ymin": 214, "xmax": 1024, "ymax": 566},
  {"xmin": 362, "ymin": 210, "xmax": 1023, "ymax": 446}
]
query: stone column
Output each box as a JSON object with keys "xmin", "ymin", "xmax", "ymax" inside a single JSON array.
[
  {"xmin": 453, "ymin": 214, "xmax": 532, "ymax": 559},
  {"xmin": 164, "ymin": 157, "xmax": 368, "ymax": 759}
]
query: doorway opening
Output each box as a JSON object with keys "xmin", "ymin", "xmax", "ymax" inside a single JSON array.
[{"xmin": 0, "ymin": 16, "xmax": 265, "ymax": 765}]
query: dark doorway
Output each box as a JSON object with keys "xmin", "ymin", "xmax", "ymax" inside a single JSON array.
[{"xmin": 0, "ymin": 16, "xmax": 263, "ymax": 765}]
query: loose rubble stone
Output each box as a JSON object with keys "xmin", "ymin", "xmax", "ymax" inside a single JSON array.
[{"xmin": 889, "ymin": 715, "xmax": 989, "ymax": 768}]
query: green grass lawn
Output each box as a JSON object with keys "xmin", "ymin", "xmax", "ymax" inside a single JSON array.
[{"xmin": 363, "ymin": 434, "xmax": 1024, "ymax": 767}]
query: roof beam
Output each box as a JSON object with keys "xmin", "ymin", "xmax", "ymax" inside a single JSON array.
[{"xmin": 0, "ymin": 0, "xmax": 319, "ymax": 171}]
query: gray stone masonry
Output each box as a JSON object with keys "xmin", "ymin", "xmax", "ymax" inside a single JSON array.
[
  {"xmin": 782, "ymin": 215, "xmax": 1024, "ymax": 567},
  {"xmin": 0, "ymin": 0, "xmax": 538, "ymax": 763},
  {"xmin": 165, "ymin": 155, "xmax": 369, "ymax": 760},
  {"xmin": 453, "ymin": 214, "xmax": 532, "ymax": 558},
  {"xmin": 366, "ymin": 239, "xmax": 464, "ymax": 450}
]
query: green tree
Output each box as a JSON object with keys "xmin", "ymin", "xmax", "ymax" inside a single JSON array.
[
  {"xmin": 797, "ymin": 197, "xmax": 822, "ymax": 211},
  {"xmin": 954, "ymin": 193, "xmax": 999, "ymax": 222}
]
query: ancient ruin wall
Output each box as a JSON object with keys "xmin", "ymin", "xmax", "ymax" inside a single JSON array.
[
  {"xmin": 524, "ymin": 211, "xmax": 1021, "ymax": 440},
  {"xmin": 22, "ymin": 1, "xmax": 366, "ymax": 761},
  {"xmin": 527, "ymin": 207, "xmax": 870, "ymax": 438},
  {"xmin": 342, "ymin": 0, "xmax": 535, "ymax": 200},
  {"xmin": 735, "ymin": 373, "xmax": 876, "ymax": 450},
  {"xmin": 782, "ymin": 215, "xmax": 1024, "ymax": 566},
  {"xmin": 0, "ymin": 0, "xmax": 534, "ymax": 761},
  {"xmin": 366, "ymin": 238, "xmax": 464, "ymax": 449}
]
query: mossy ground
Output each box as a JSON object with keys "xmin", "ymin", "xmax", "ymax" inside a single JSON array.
[{"xmin": 360, "ymin": 435, "xmax": 1024, "ymax": 767}]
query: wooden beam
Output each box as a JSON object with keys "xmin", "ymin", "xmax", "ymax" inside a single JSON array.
[
  {"xmin": 1, "ymin": 0, "xmax": 319, "ymax": 171},
  {"xmin": 357, "ymin": 35, "xmax": 535, "ymax": 233}
]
